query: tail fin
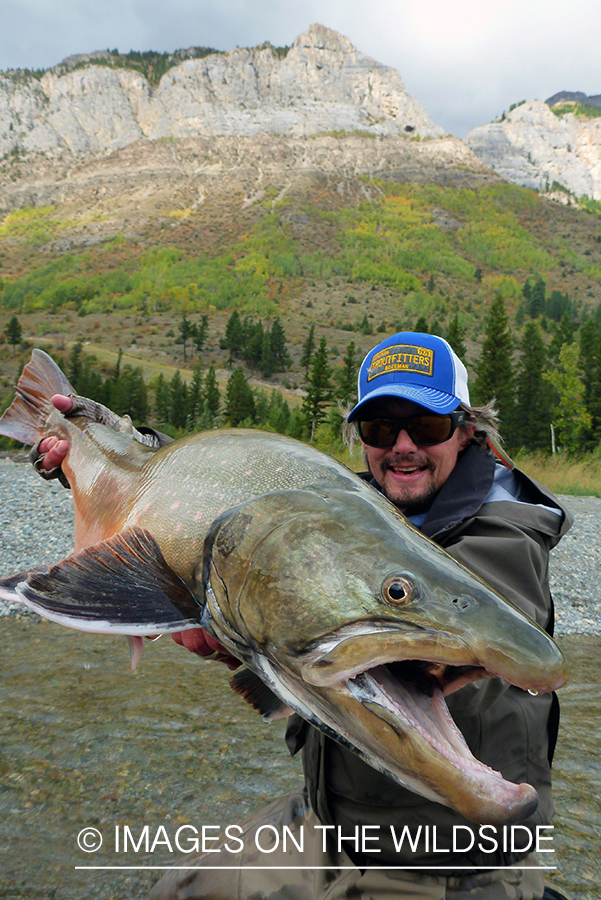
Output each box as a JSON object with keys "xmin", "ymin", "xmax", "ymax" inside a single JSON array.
[{"xmin": 0, "ymin": 349, "xmax": 74, "ymax": 445}]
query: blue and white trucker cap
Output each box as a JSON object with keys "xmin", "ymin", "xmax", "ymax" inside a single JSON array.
[{"xmin": 347, "ymin": 332, "xmax": 470, "ymax": 422}]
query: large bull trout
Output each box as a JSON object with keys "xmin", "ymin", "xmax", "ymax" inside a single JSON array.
[{"xmin": 0, "ymin": 350, "xmax": 567, "ymax": 826}]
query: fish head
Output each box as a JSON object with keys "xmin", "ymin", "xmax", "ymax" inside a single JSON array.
[{"xmin": 203, "ymin": 485, "xmax": 567, "ymax": 825}]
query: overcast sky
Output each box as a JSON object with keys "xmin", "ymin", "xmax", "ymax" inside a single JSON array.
[{"xmin": 1, "ymin": 0, "xmax": 600, "ymax": 136}]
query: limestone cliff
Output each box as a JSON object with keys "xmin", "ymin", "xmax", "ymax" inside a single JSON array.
[
  {"xmin": 0, "ymin": 24, "xmax": 443, "ymax": 156},
  {"xmin": 465, "ymin": 99, "xmax": 601, "ymax": 201}
]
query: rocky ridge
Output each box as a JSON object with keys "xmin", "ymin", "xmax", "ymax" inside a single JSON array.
[
  {"xmin": 465, "ymin": 99, "xmax": 601, "ymax": 201},
  {"xmin": 0, "ymin": 24, "xmax": 443, "ymax": 158},
  {"xmin": 0, "ymin": 131, "xmax": 497, "ymax": 235}
]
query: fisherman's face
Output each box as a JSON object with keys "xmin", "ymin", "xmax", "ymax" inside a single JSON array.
[{"xmin": 360, "ymin": 399, "xmax": 474, "ymax": 515}]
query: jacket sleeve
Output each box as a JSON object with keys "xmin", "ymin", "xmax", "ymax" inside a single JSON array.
[{"xmin": 440, "ymin": 499, "xmax": 564, "ymax": 715}]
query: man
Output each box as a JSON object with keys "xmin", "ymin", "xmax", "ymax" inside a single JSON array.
[{"xmin": 34, "ymin": 332, "xmax": 571, "ymax": 900}]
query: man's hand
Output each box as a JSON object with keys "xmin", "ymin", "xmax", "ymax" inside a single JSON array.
[
  {"xmin": 34, "ymin": 395, "xmax": 73, "ymax": 473},
  {"xmin": 171, "ymin": 629, "xmax": 241, "ymax": 669},
  {"xmin": 36, "ymin": 436, "xmax": 70, "ymax": 471}
]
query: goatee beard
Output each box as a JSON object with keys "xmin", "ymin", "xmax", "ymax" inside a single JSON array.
[
  {"xmin": 380, "ymin": 462, "xmax": 439, "ymax": 517},
  {"xmin": 383, "ymin": 485, "xmax": 438, "ymax": 517}
]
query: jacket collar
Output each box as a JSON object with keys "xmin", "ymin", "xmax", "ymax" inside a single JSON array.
[{"xmin": 419, "ymin": 444, "xmax": 496, "ymax": 539}]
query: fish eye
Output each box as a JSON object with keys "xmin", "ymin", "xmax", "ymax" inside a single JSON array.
[{"xmin": 382, "ymin": 576, "xmax": 413, "ymax": 605}]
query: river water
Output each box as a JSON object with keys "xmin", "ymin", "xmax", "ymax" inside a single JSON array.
[{"xmin": 0, "ymin": 622, "xmax": 599, "ymax": 900}]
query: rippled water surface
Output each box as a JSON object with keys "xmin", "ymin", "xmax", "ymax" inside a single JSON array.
[{"xmin": 0, "ymin": 623, "xmax": 599, "ymax": 900}]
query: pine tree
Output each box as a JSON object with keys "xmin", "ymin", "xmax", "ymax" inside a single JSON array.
[
  {"xmin": 220, "ymin": 311, "xmax": 244, "ymax": 362},
  {"xmin": 112, "ymin": 366, "xmax": 149, "ymax": 423},
  {"xmin": 269, "ymin": 317, "xmax": 292, "ymax": 371},
  {"xmin": 245, "ymin": 320, "xmax": 264, "ymax": 369},
  {"xmin": 446, "ymin": 313, "xmax": 467, "ymax": 359},
  {"xmin": 169, "ymin": 370, "xmax": 188, "ymax": 429},
  {"xmin": 300, "ymin": 324, "xmax": 316, "ymax": 377},
  {"xmin": 225, "ymin": 367, "xmax": 255, "ymax": 426},
  {"xmin": 549, "ymin": 312, "xmax": 575, "ymax": 363},
  {"xmin": 267, "ymin": 391, "xmax": 291, "ymax": 434},
  {"xmin": 302, "ymin": 337, "xmax": 333, "ymax": 440},
  {"xmin": 178, "ymin": 313, "xmax": 194, "ymax": 361},
  {"xmin": 473, "ymin": 295, "xmax": 515, "ymax": 439},
  {"xmin": 6, "ymin": 315, "xmax": 22, "ymax": 355},
  {"xmin": 187, "ymin": 360, "xmax": 204, "ymax": 430},
  {"xmin": 527, "ymin": 278, "xmax": 546, "ymax": 318},
  {"xmin": 203, "ymin": 366, "xmax": 220, "ymax": 425},
  {"xmin": 335, "ymin": 341, "xmax": 359, "ymax": 406},
  {"xmin": 68, "ymin": 342, "xmax": 84, "ymax": 392},
  {"xmin": 415, "ymin": 316, "xmax": 429, "ymax": 334},
  {"xmin": 192, "ymin": 315, "xmax": 209, "ymax": 353},
  {"xmin": 86, "ymin": 371, "xmax": 106, "ymax": 407},
  {"xmin": 254, "ymin": 389, "xmax": 270, "ymax": 425},
  {"xmin": 547, "ymin": 290, "xmax": 572, "ymax": 323},
  {"xmin": 153, "ymin": 374, "xmax": 171, "ymax": 425},
  {"xmin": 514, "ymin": 322, "xmax": 552, "ymax": 451},
  {"xmin": 113, "ymin": 347, "xmax": 122, "ymax": 384},
  {"xmin": 260, "ymin": 331, "xmax": 275, "ymax": 378},
  {"xmin": 359, "ymin": 314, "xmax": 373, "ymax": 335}
]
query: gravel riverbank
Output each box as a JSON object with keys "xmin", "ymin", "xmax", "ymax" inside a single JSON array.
[{"xmin": 1, "ymin": 457, "xmax": 599, "ymax": 634}]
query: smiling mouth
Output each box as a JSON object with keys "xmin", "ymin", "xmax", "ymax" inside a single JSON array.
[
  {"xmin": 386, "ymin": 459, "xmax": 431, "ymax": 478},
  {"xmin": 389, "ymin": 465, "xmax": 425, "ymax": 476}
]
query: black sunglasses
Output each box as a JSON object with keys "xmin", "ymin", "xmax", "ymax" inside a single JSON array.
[{"xmin": 358, "ymin": 410, "xmax": 468, "ymax": 448}]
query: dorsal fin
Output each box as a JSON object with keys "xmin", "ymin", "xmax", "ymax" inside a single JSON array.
[{"xmin": 230, "ymin": 668, "xmax": 292, "ymax": 721}]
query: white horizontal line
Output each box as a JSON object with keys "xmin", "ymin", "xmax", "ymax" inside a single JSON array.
[{"xmin": 75, "ymin": 865, "xmax": 557, "ymax": 871}]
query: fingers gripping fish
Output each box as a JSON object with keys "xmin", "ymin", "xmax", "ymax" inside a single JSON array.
[{"xmin": 0, "ymin": 350, "xmax": 567, "ymax": 826}]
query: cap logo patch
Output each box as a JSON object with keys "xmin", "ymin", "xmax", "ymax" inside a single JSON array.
[{"xmin": 367, "ymin": 344, "xmax": 434, "ymax": 381}]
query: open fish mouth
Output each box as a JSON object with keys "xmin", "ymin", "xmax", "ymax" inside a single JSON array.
[
  {"xmin": 283, "ymin": 624, "xmax": 565, "ymax": 824},
  {"xmin": 339, "ymin": 658, "xmax": 536, "ymax": 818},
  {"xmin": 346, "ymin": 660, "xmax": 490, "ymax": 767}
]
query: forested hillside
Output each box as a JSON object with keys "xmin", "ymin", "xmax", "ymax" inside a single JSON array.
[{"xmin": 2, "ymin": 173, "xmax": 601, "ymax": 462}]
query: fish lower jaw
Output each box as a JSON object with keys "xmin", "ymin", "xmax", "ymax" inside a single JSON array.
[{"xmin": 345, "ymin": 665, "xmax": 539, "ymax": 824}]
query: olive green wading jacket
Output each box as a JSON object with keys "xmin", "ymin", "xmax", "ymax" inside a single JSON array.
[{"xmin": 285, "ymin": 443, "xmax": 573, "ymax": 873}]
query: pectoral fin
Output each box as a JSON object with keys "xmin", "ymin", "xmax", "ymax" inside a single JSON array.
[
  {"xmin": 230, "ymin": 667, "xmax": 293, "ymax": 721},
  {"xmin": 0, "ymin": 565, "xmax": 50, "ymax": 604},
  {"xmin": 16, "ymin": 526, "xmax": 202, "ymax": 635}
]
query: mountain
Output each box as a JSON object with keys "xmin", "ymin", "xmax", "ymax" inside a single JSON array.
[
  {"xmin": 465, "ymin": 97, "xmax": 601, "ymax": 202},
  {"xmin": 545, "ymin": 91, "xmax": 601, "ymax": 110},
  {"xmin": 0, "ymin": 24, "xmax": 443, "ymax": 156}
]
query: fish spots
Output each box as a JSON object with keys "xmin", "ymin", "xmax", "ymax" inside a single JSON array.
[
  {"xmin": 195, "ymin": 512, "xmax": 203, "ymax": 520},
  {"xmin": 171, "ymin": 502, "xmax": 180, "ymax": 510}
]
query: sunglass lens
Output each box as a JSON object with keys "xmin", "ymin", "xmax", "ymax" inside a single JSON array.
[
  {"xmin": 409, "ymin": 415, "xmax": 453, "ymax": 444},
  {"xmin": 360, "ymin": 419, "xmax": 398, "ymax": 447}
]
